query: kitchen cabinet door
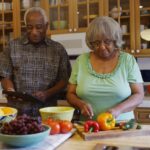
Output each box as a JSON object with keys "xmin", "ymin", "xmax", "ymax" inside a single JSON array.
[
  {"xmin": 42, "ymin": 0, "xmax": 103, "ymax": 35},
  {"xmin": 41, "ymin": 0, "xmax": 71, "ymax": 35},
  {"xmin": 134, "ymin": 0, "xmax": 150, "ymax": 57},
  {"xmin": 105, "ymin": 0, "xmax": 135, "ymax": 54},
  {"xmin": 75, "ymin": 0, "xmax": 104, "ymax": 33},
  {"xmin": 0, "ymin": 0, "xmax": 17, "ymax": 52}
]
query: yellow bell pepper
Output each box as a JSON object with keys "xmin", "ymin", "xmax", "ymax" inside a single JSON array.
[{"xmin": 97, "ymin": 112, "xmax": 116, "ymax": 131}]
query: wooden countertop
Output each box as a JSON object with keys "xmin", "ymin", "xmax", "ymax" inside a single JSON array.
[{"xmin": 56, "ymin": 125, "xmax": 150, "ymax": 150}]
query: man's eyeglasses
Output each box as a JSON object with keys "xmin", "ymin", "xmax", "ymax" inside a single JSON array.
[{"xmin": 90, "ymin": 39, "xmax": 114, "ymax": 48}]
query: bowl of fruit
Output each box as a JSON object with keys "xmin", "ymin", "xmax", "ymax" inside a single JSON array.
[
  {"xmin": 0, "ymin": 107, "xmax": 17, "ymax": 124},
  {"xmin": 0, "ymin": 114, "xmax": 50, "ymax": 147}
]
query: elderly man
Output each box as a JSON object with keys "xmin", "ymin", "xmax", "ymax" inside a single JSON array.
[{"xmin": 0, "ymin": 7, "xmax": 71, "ymax": 116}]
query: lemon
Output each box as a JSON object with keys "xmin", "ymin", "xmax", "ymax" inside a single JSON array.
[{"xmin": 0, "ymin": 108, "xmax": 4, "ymax": 116}]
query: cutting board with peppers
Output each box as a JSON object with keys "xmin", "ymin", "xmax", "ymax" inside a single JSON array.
[{"xmin": 74, "ymin": 121, "xmax": 150, "ymax": 141}]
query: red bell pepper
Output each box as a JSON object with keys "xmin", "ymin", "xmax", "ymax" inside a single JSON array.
[{"xmin": 84, "ymin": 120, "xmax": 100, "ymax": 132}]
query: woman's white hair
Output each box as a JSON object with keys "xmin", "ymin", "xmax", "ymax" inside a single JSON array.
[
  {"xmin": 24, "ymin": 7, "xmax": 48, "ymax": 25},
  {"xmin": 86, "ymin": 16, "xmax": 123, "ymax": 49}
]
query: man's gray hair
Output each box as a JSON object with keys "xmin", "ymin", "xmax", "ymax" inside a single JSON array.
[
  {"xmin": 24, "ymin": 7, "xmax": 48, "ymax": 25},
  {"xmin": 86, "ymin": 16, "xmax": 123, "ymax": 49}
]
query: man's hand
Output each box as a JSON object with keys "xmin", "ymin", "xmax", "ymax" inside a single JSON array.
[{"xmin": 32, "ymin": 91, "xmax": 48, "ymax": 102}]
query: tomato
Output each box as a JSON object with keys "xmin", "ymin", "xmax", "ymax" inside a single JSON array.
[
  {"xmin": 43, "ymin": 118, "xmax": 73, "ymax": 134},
  {"xmin": 97, "ymin": 112, "xmax": 116, "ymax": 131},
  {"xmin": 59, "ymin": 120, "xmax": 73, "ymax": 134},
  {"xmin": 48, "ymin": 121, "xmax": 60, "ymax": 135},
  {"xmin": 43, "ymin": 118, "xmax": 53, "ymax": 125}
]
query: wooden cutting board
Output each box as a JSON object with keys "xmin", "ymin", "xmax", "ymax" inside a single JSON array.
[{"xmin": 74, "ymin": 124, "xmax": 150, "ymax": 141}]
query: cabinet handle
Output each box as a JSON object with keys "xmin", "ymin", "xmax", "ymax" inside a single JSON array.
[
  {"xmin": 69, "ymin": 28, "xmax": 72, "ymax": 32},
  {"xmin": 136, "ymin": 49, "xmax": 140, "ymax": 53},
  {"xmin": 131, "ymin": 50, "xmax": 135, "ymax": 53},
  {"xmin": 73, "ymin": 28, "xmax": 77, "ymax": 32},
  {"xmin": 149, "ymin": 114, "xmax": 150, "ymax": 119},
  {"xmin": 77, "ymin": 11, "xmax": 79, "ymax": 15}
]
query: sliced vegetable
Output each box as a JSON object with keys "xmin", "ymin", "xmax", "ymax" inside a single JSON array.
[
  {"xmin": 136, "ymin": 124, "xmax": 142, "ymax": 129},
  {"xmin": 84, "ymin": 120, "xmax": 100, "ymax": 132},
  {"xmin": 119, "ymin": 119, "xmax": 135, "ymax": 130}
]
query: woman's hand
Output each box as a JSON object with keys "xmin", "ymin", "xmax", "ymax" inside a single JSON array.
[
  {"xmin": 80, "ymin": 102, "xmax": 94, "ymax": 119},
  {"xmin": 107, "ymin": 108, "xmax": 121, "ymax": 119}
]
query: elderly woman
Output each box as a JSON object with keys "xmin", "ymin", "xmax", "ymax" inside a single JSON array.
[{"xmin": 67, "ymin": 16, "xmax": 144, "ymax": 121}]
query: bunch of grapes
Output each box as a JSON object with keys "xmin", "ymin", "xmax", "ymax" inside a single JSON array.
[{"xmin": 1, "ymin": 114, "xmax": 45, "ymax": 135}]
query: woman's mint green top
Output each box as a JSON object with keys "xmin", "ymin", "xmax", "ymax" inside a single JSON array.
[{"xmin": 69, "ymin": 51, "xmax": 143, "ymax": 121}]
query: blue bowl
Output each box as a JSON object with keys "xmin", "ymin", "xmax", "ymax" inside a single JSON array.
[{"xmin": 0, "ymin": 125, "xmax": 50, "ymax": 147}]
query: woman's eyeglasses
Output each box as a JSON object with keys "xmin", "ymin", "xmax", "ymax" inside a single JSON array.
[{"xmin": 90, "ymin": 39, "xmax": 114, "ymax": 48}]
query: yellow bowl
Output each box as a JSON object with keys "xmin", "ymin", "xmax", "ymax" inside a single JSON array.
[
  {"xmin": 0, "ymin": 107, "xmax": 17, "ymax": 123},
  {"xmin": 39, "ymin": 106, "xmax": 75, "ymax": 121}
]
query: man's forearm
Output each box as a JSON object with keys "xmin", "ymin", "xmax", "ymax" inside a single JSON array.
[
  {"xmin": 46, "ymin": 80, "xmax": 67, "ymax": 97},
  {"xmin": 1, "ymin": 78, "xmax": 15, "ymax": 91}
]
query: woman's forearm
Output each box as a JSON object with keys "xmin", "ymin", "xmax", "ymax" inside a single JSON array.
[
  {"xmin": 66, "ymin": 92, "xmax": 85, "ymax": 109},
  {"xmin": 109, "ymin": 93, "xmax": 144, "ymax": 117},
  {"xmin": 117, "ymin": 93, "xmax": 143, "ymax": 113},
  {"xmin": 109, "ymin": 83, "xmax": 144, "ymax": 118}
]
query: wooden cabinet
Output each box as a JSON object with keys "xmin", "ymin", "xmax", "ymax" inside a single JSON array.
[
  {"xmin": 0, "ymin": 0, "xmax": 16, "ymax": 52},
  {"xmin": 0, "ymin": 0, "xmax": 40, "ymax": 52},
  {"xmin": 134, "ymin": 0, "xmax": 150, "ymax": 57},
  {"xmin": 135, "ymin": 109, "xmax": 150, "ymax": 123},
  {"xmin": 104, "ymin": 0, "xmax": 135, "ymax": 54},
  {"xmin": 134, "ymin": 100, "xmax": 150, "ymax": 124},
  {"xmin": 41, "ymin": 0, "xmax": 104, "ymax": 35},
  {"xmin": 44, "ymin": 0, "xmax": 150, "ymax": 57}
]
